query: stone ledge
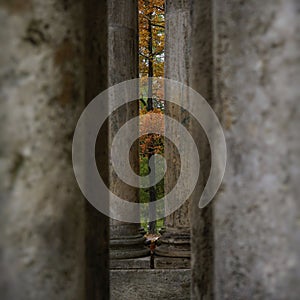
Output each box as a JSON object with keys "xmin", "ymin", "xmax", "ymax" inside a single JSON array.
[
  {"xmin": 110, "ymin": 269, "xmax": 191, "ymax": 300},
  {"xmin": 110, "ymin": 256, "xmax": 150, "ymax": 269},
  {"xmin": 154, "ymin": 256, "xmax": 190, "ymax": 269}
]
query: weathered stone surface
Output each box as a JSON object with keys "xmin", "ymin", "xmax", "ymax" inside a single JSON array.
[
  {"xmin": 110, "ymin": 269, "xmax": 191, "ymax": 300},
  {"xmin": 155, "ymin": 228, "xmax": 191, "ymax": 258},
  {"xmin": 110, "ymin": 233, "xmax": 149, "ymax": 259},
  {"xmin": 0, "ymin": 1, "xmax": 86, "ymax": 299},
  {"xmin": 156, "ymin": 0, "xmax": 192, "ymax": 260},
  {"xmin": 108, "ymin": 0, "xmax": 149, "ymax": 260},
  {"xmin": 110, "ymin": 257, "xmax": 150, "ymax": 269},
  {"xmin": 212, "ymin": 1, "xmax": 300, "ymax": 299},
  {"xmin": 190, "ymin": 0, "xmax": 300, "ymax": 299},
  {"xmin": 154, "ymin": 256, "xmax": 190, "ymax": 269},
  {"xmin": 189, "ymin": 0, "xmax": 215, "ymax": 298},
  {"xmin": 0, "ymin": 0, "xmax": 110, "ymax": 299}
]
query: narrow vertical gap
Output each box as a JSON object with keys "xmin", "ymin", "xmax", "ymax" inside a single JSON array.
[{"xmin": 138, "ymin": 0, "xmax": 165, "ymax": 241}]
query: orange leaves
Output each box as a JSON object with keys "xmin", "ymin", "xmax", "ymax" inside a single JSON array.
[
  {"xmin": 139, "ymin": 109, "xmax": 164, "ymax": 158},
  {"xmin": 138, "ymin": 0, "xmax": 165, "ymax": 78},
  {"xmin": 138, "ymin": 1, "xmax": 165, "ymax": 158},
  {"xmin": 140, "ymin": 108, "xmax": 164, "ymax": 135}
]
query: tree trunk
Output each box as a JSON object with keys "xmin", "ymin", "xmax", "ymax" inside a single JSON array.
[{"xmin": 146, "ymin": 10, "xmax": 157, "ymax": 234}]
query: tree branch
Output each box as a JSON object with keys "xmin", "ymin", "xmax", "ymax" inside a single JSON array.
[
  {"xmin": 141, "ymin": 15, "xmax": 165, "ymax": 29},
  {"xmin": 151, "ymin": 23, "xmax": 165, "ymax": 29},
  {"xmin": 139, "ymin": 98, "xmax": 147, "ymax": 107},
  {"xmin": 139, "ymin": 52, "xmax": 150, "ymax": 60},
  {"xmin": 153, "ymin": 5, "xmax": 164, "ymax": 12}
]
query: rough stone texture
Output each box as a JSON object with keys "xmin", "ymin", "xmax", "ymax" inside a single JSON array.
[
  {"xmin": 189, "ymin": 0, "xmax": 215, "ymax": 298},
  {"xmin": 164, "ymin": 0, "xmax": 190, "ymax": 85},
  {"xmin": 110, "ymin": 256, "xmax": 150, "ymax": 269},
  {"xmin": 0, "ymin": 1, "xmax": 86, "ymax": 299},
  {"xmin": 212, "ymin": 0, "xmax": 300, "ymax": 299},
  {"xmin": 107, "ymin": 0, "xmax": 149, "ymax": 260},
  {"xmin": 2, "ymin": 1, "xmax": 299, "ymax": 299},
  {"xmin": 191, "ymin": 0, "xmax": 300, "ymax": 299},
  {"xmin": 154, "ymin": 256, "xmax": 190, "ymax": 269},
  {"xmin": 110, "ymin": 269, "xmax": 191, "ymax": 300},
  {"xmin": 0, "ymin": 1, "xmax": 110, "ymax": 299},
  {"xmin": 156, "ymin": 0, "xmax": 192, "ymax": 260}
]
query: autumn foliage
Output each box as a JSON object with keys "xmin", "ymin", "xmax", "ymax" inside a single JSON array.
[
  {"xmin": 139, "ymin": 108, "xmax": 164, "ymax": 158},
  {"xmin": 138, "ymin": 0, "xmax": 165, "ymax": 232},
  {"xmin": 138, "ymin": 0, "xmax": 165, "ymax": 78},
  {"xmin": 138, "ymin": 0, "xmax": 165, "ymax": 159}
]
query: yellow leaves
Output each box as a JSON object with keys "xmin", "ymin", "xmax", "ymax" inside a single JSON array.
[
  {"xmin": 138, "ymin": 1, "xmax": 165, "ymax": 157},
  {"xmin": 139, "ymin": 0, "xmax": 165, "ymax": 78},
  {"xmin": 139, "ymin": 109, "xmax": 164, "ymax": 157}
]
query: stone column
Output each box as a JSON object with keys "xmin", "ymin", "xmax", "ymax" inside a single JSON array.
[
  {"xmin": 213, "ymin": 0, "xmax": 300, "ymax": 299},
  {"xmin": 108, "ymin": 0, "xmax": 149, "ymax": 261},
  {"xmin": 0, "ymin": 1, "xmax": 87, "ymax": 299},
  {"xmin": 189, "ymin": 0, "xmax": 214, "ymax": 298},
  {"xmin": 155, "ymin": 0, "xmax": 192, "ymax": 267},
  {"xmin": 190, "ymin": 0, "xmax": 300, "ymax": 299}
]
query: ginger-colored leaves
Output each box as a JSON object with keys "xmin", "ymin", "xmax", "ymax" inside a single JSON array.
[
  {"xmin": 139, "ymin": 108, "xmax": 164, "ymax": 158},
  {"xmin": 139, "ymin": 0, "xmax": 165, "ymax": 78}
]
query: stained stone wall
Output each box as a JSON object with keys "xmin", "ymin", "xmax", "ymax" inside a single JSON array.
[
  {"xmin": 1, "ymin": 0, "xmax": 299, "ymax": 299},
  {"xmin": 107, "ymin": 0, "xmax": 147, "ymax": 260},
  {"xmin": 0, "ymin": 1, "xmax": 109, "ymax": 299},
  {"xmin": 155, "ymin": 0, "xmax": 192, "ymax": 261},
  {"xmin": 191, "ymin": 0, "xmax": 300, "ymax": 299},
  {"xmin": 110, "ymin": 269, "xmax": 190, "ymax": 300},
  {"xmin": 189, "ymin": 0, "xmax": 215, "ymax": 298},
  {"xmin": 164, "ymin": 0, "xmax": 191, "ymax": 230}
]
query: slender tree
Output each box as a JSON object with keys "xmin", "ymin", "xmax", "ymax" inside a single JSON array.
[{"xmin": 138, "ymin": 0, "xmax": 165, "ymax": 233}]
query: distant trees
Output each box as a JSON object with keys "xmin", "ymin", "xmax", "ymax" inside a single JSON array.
[
  {"xmin": 139, "ymin": 0, "xmax": 165, "ymax": 80},
  {"xmin": 138, "ymin": 0, "xmax": 165, "ymax": 233}
]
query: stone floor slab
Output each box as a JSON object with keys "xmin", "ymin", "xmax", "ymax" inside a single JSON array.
[{"xmin": 110, "ymin": 269, "xmax": 191, "ymax": 299}]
